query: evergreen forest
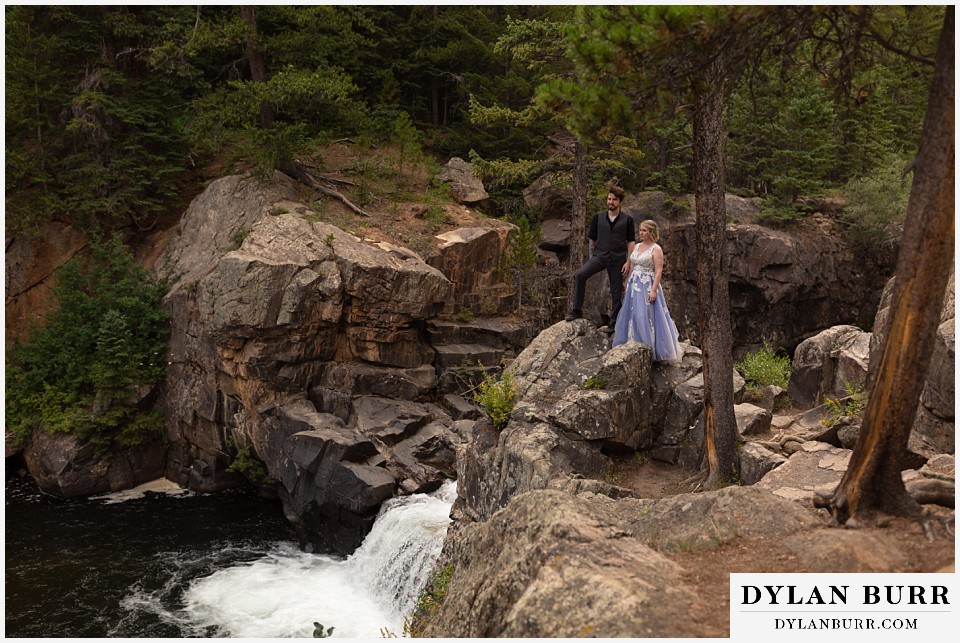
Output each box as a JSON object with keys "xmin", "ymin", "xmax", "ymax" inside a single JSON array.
[{"xmin": 5, "ymin": 5, "xmax": 943, "ymax": 236}]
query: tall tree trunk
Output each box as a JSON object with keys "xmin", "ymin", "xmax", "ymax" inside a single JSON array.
[
  {"xmin": 817, "ymin": 7, "xmax": 954, "ymax": 525},
  {"xmin": 28, "ymin": 22, "xmax": 46, "ymax": 177},
  {"xmin": 431, "ymin": 5, "xmax": 441, "ymax": 125},
  {"xmin": 569, "ymin": 140, "xmax": 588, "ymax": 308},
  {"xmin": 692, "ymin": 57, "xmax": 739, "ymax": 489},
  {"xmin": 240, "ymin": 6, "xmax": 274, "ymax": 130}
]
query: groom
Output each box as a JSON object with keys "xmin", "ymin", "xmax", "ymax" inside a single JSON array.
[{"xmin": 565, "ymin": 185, "xmax": 636, "ymax": 327}]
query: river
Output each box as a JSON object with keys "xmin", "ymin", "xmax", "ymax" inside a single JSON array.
[{"xmin": 4, "ymin": 473, "xmax": 456, "ymax": 638}]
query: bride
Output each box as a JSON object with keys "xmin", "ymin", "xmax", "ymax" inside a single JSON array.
[{"xmin": 612, "ymin": 219, "xmax": 682, "ymax": 363}]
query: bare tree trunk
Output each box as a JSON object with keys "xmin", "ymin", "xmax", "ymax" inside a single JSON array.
[
  {"xmin": 693, "ymin": 57, "xmax": 739, "ymax": 489},
  {"xmin": 816, "ymin": 7, "xmax": 954, "ymax": 525},
  {"xmin": 431, "ymin": 5, "xmax": 441, "ymax": 125},
  {"xmin": 240, "ymin": 6, "xmax": 274, "ymax": 130},
  {"xmin": 568, "ymin": 140, "xmax": 588, "ymax": 309},
  {"xmin": 431, "ymin": 76, "xmax": 440, "ymax": 126},
  {"xmin": 28, "ymin": 22, "xmax": 47, "ymax": 178}
]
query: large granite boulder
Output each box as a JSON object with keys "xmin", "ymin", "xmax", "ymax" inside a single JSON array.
[
  {"xmin": 510, "ymin": 320, "xmax": 654, "ymax": 450},
  {"xmin": 423, "ymin": 485, "xmax": 822, "ymax": 638},
  {"xmin": 453, "ymin": 318, "xmax": 744, "ymax": 522},
  {"xmin": 615, "ymin": 485, "xmax": 821, "ymax": 551},
  {"xmin": 422, "ymin": 490, "xmax": 702, "ymax": 638},
  {"xmin": 788, "ymin": 325, "xmax": 871, "ymax": 408},
  {"xmin": 436, "ymin": 157, "xmax": 489, "ymax": 205},
  {"xmin": 21, "ymin": 429, "xmax": 167, "ymax": 497},
  {"xmin": 869, "ymin": 273, "xmax": 955, "ymax": 454},
  {"xmin": 427, "ymin": 226, "xmax": 516, "ymax": 316},
  {"xmin": 455, "ymin": 417, "xmax": 608, "ymax": 523},
  {"xmin": 454, "ymin": 320, "xmax": 651, "ymax": 522}
]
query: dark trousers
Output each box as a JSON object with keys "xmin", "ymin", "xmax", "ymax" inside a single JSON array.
[{"xmin": 571, "ymin": 255, "xmax": 625, "ymax": 324}]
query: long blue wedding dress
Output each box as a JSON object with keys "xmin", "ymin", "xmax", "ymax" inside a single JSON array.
[{"xmin": 612, "ymin": 243, "xmax": 682, "ymax": 362}]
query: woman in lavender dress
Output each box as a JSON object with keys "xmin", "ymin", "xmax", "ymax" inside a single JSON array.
[{"xmin": 612, "ymin": 219, "xmax": 682, "ymax": 362}]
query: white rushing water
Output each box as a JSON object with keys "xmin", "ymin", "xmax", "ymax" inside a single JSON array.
[{"xmin": 121, "ymin": 480, "xmax": 457, "ymax": 638}]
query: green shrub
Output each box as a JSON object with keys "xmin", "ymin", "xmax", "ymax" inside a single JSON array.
[
  {"xmin": 841, "ymin": 158, "xmax": 911, "ymax": 253},
  {"xmin": 404, "ymin": 562, "xmax": 454, "ymax": 637},
  {"xmin": 500, "ymin": 215, "xmax": 540, "ymax": 276},
  {"xmin": 583, "ymin": 375, "xmax": 607, "ymax": 390},
  {"xmin": 499, "ymin": 215, "xmax": 543, "ymax": 314},
  {"xmin": 226, "ymin": 446, "xmax": 271, "ymax": 484},
  {"xmin": 604, "ymin": 463, "xmax": 623, "ymax": 485},
  {"xmin": 473, "ymin": 367, "xmax": 518, "ymax": 430},
  {"xmin": 822, "ymin": 382, "xmax": 867, "ymax": 427},
  {"xmin": 229, "ymin": 226, "xmax": 250, "ymax": 251},
  {"xmin": 735, "ymin": 340, "xmax": 791, "ymax": 389},
  {"xmin": 5, "ymin": 234, "xmax": 170, "ymax": 454},
  {"xmin": 755, "ymin": 202, "xmax": 805, "ymax": 227},
  {"xmin": 422, "ymin": 206, "xmax": 448, "ymax": 225}
]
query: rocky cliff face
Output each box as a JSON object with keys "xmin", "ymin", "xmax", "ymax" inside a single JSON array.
[
  {"xmin": 3, "ymin": 170, "xmax": 526, "ymax": 551},
  {"xmin": 5, "ymin": 221, "xmax": 89, "ymax": 347},
  {"xmin": 664, "ymin": 213, "xmax": 887, "ymax": 358},
  {"xmin": 156, "ymin": 172, "xmax": 471, "ymax": 552}
]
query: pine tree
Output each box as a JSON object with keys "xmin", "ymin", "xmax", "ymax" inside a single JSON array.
[{"xmin": 5, "ymin": 6, "xmax": 194, "ymax": 233}]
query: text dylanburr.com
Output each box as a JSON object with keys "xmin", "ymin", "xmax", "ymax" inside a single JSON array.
[{"xmin": 730, "ymin": 573, "xmax": 957, "ymax": 640}]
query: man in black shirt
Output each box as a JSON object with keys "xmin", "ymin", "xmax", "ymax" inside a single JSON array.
[{"xmin": 565, "ymin": 185, "xmax": 636, "ymax": 327}]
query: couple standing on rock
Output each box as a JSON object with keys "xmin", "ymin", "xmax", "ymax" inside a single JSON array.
[{"xmin": 565, "ymin": 185, "xmax": 682, "ymax": 363}]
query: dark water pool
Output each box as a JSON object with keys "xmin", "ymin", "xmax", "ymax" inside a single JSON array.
[{"xmin": 4, "ymin": 473, "xmax": 296, "ymax": 637}]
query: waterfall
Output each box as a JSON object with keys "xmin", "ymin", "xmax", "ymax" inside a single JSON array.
[
  {"xmin": 122, "ymin": 480, "xmax": 457, "ymax": 638},
  {"xmin": 349, "ymin": 479, "xmax": 458, "ymax": 617}
]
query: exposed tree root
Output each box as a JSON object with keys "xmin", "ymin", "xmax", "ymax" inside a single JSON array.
[
  {"xmin": 679, "ymin": 469, "xmax": 707, "ymax": 492},
  {"xmin": 814, "ymin": 484, "xmax": 930, "ymax": 531},
  {"xmin": 906, "ymin": 478, "xmax": 955, "ymax": 508},
  {"xmin": 921, "ymin": 511, "xmax": 955, "ymax": 542}
]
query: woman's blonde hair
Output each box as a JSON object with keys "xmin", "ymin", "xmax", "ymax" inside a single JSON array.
[{"xmin": 640, "ymin": 219, "xmax": 660, "ymax": 243}]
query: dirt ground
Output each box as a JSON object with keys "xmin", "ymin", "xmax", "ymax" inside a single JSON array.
[
  {"xmin": 607, "ymin": 454, "xmax": 956, "ymax": 638},
  {"xmin": 299, "ymin": 141, "xmax": 500, "ymax": 259}
]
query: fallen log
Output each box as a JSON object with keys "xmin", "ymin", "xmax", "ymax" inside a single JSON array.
[{"xmin": 281, "ymin": 161, "xmax": 369, "ymax": 217}]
